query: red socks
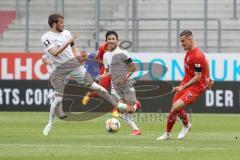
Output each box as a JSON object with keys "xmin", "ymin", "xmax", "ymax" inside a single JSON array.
[
  {"xmin": 166, "ymin": 108, "xmax": 189, "ymax": 132},
  {"xmin": 177, "ymin": 108, "xmax": 189, "ymax": 126},
  {"xmin": 166, "ymin": 109, "xmax": 178, "ymax": 132}
]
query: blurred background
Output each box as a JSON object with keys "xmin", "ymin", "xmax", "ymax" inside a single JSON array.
[{"xmin": 0, "ymin": 0, "xmax": 240, "ymax": 52}]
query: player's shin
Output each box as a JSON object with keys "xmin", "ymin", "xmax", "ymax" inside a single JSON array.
[
  {"xmin": 90, "ymin": 82, "xmax": 118, "ymax": 107},
  {"xmin": 177, "ymin": 109, "xmax": 189, "ymax": 126},
  {"xmin": 48, "ymin": 96, "xmax": 62, "ymax": 125},
  {"xmin": 43, "ymin": 96, "xmax": 62, "ymax": 136},
  {"xmin": 166, "ymin": 110, "xmax": 178, "ymax": 133},
  {"xmin": 121, "ymin": 113, "xmax": 139, "ymax": 131}
]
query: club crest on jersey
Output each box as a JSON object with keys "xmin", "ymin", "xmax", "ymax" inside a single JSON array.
[
  {"xmin": 186, "ymin": 92, "xmax": 193, "ymax": 100},
  {"xmin": 43, "ymin": 39, "xmax": 51, "ymax": 48},
  {"xmin": 195, "ymin": 64, "xmax": 201, "ymax": 67}
]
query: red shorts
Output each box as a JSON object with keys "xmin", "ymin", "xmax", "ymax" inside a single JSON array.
[
  {"xmin": 100, "ymin": 75, "xmax": 111, "ymax": 89},
  {"xmin": 173, "ymin": 86, "xmax": 205, "ymax": 105},
  {"xmin": 100, "ymin": 66, "xmax": 105, "ymax": 75},
  {"xmin": 99, "ymin": 66, "xmax": 111, "ymax": 89}
]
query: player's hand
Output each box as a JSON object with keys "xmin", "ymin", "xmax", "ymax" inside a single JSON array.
[
  {"xmin": 80, "ymin": 50, "xmax": 88, "ymax": 61},
  {"xmin": 42, "ymin": 58, "xmax": 53, "ymax": 65},
  {"xmin": 72, "ymin": 33, "xmax": 80, "ymax": 41},
  {"xmin": 99, "ymin": 74, "xmax": 104, "ymax": 80},
  {"xmin": 100, "ymin": 69, "xmax": 110, "ymax": 80},
  {"xmin": 206, "ymin": 78, "xmax": 214, "ymax": 89},
  {"xmin": 68, "ymin": 33, "xmax": 80, "ymax": 44},
  {"xmin": 100, "ymin": 72, "xmax": 109, "ymax": 80}
]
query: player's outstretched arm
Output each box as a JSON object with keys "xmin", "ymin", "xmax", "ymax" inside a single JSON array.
[
  {"xmin": 49, "ymin": 33, "xmax": 79, "ymax": 57},
  {"xmin": 71, "ymin": 47, "xmax": 86, "ymax": 64},
  {"xmin": 173, "ymin": 72, "xmax": 202, "ymax": 92}
]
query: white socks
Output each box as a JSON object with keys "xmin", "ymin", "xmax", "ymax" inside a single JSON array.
[
  {"xmin": 47, "ymin": 96, "xmax": 62, "ymax": 126},
  {"xmin": 121, "ymin": 113, "xmax": 139, "ymax": 131},
  {"xmin": 90, "ymin": 82, "xmax": 118, "ymax": 106}
]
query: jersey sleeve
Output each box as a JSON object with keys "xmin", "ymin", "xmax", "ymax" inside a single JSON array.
[
  {"xmin": 103, "ymin": 53, "xmax": 109, "ymax": 69},
  {"xmin": 122, "ymin": 50, "xmax": 131, "ymax": 59},
  {"xmin": 97, "ymin": 43, "xmax": 106, "ymax": 61},
  {"xmin": 65, "ymin": 30, "xmax": 72, "ymax": 39},
  {"xmin": 192, "ymin": 55, "xmax": 205, "ymax": 72},
  {"xmin": 41, "ymin": 35, "xmax": 54, "ymax": 51},
  {"xmin": 122, "ymin": 50, "xmax": 133, "ymax": 65},
  {"xmin": 97, "ymin": 49, "xmax": 104, "ymax": 61}
]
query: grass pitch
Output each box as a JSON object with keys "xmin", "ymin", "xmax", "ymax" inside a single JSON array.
[{"xmin": 0, "ymin": 112, "xmax": 239, "ymax": 160}]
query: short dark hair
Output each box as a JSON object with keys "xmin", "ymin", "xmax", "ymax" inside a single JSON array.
[
  {"xmin": 105, "ymin": 30, "xmax": 118, "ymax": 41},
  {"xmin": 180, "ymin": 29, "xmax": 193, "ymax": 37},
  {"xmin": 48, "ymin": 13, "xmax": 64, "ymax": 28}
]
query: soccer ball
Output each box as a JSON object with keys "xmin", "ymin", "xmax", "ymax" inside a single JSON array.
[{"xmin": 105, "ymin": 118, "xmax": 120, "ymax": 133}]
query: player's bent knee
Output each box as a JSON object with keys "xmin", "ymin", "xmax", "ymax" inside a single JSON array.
[
  {"xmin": 172, "ymin": 99, "xmax": 186, "ymax": 111},
  {"xmin": 90, "ymin": 82, "xmax": 107, "ymax": 92},
  {"xmin": 54, "ymin": 96, "xmax": 63, "ymax": 103}
]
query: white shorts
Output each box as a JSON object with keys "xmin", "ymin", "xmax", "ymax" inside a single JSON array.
[{"xmin": 111, "ymin": 83, "xmax": 136, "ymax": 104}]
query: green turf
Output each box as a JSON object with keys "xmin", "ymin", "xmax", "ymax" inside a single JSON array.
[{"xmin": 0, "ymin": 112, "xmax": 239, "ymax": 160}]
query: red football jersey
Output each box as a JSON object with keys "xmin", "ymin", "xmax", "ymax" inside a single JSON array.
[
  {"xmin": 97, "ymin": 43, "xmax": 106, "ymax": 61},
  {"xmin": 97, "ymin": 43, "xmax": 107, "ymax": 73},
  {"xmin": 182, "ymin": 47, "xmax": 207, "ymax": 90}
]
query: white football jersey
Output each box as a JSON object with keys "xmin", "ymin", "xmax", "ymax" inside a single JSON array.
[
  {"xmin": 103, "ymin": 47, "xmax": 133, "ymax": 85},
  {"xmin": 103, "ymin": 47, "xmax": 130, "ymax": 72},
  {"xmin": 41, "ymin": 29, "xmax": 75, "ymax": 68},
  {"xmin": 42, "ymin": 52, "xmax": 55, "ymax": 75}
]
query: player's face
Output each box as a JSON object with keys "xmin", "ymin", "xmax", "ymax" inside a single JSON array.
[
  {"xmin": 106, "ymin": 34, "xmax": 118, "ymax": 51},
  {"xmin": 55, "ymin": 18, "xmax": 64, "ymax": 32},
  {"xmin": 180, "ymin": 35, "xmax": 192, "ymax": 51}
]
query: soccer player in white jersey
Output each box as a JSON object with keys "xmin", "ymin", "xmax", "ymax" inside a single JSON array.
[
  {"xmin": 41, "ymin": 13, "xmax": 119, "ymax": 136},
  {"xmin": 102, "ymin": 31, "xmax": 141, "ymax": 135},
  {"xmin": 42, "ymin": 52, "xmax": 67, "ymax": 119}
]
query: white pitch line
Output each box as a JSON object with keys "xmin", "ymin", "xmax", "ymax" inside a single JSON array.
[
  {"xmin": 0, "ymin": 144, "xmax": 226, "ymax": 150},
  {"xmin": 0, "ymin": 144, "xmax": 67, "ymax": 147},
  {"xmin": 93, "ymin": 145, "xmax": 170, "ymax": 149},
  {"xmin": 199, "ymin": 147, "xmax": 226, "ymax": 150}
]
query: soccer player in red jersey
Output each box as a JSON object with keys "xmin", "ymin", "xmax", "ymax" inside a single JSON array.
[
  {"xmin": 96, "ymin": 43, "xmax": 112, "ymax": 90},
  {"xmin": 81, "ymin": 43, "xmax": 110, "ymax": 103},
  {"xmin": 157, "ymin": 29, "xmax": 214, "ymax": 140},
  {"xmin": 81, "ymin": 43, "xmax": 111, "ymax": 99}
]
